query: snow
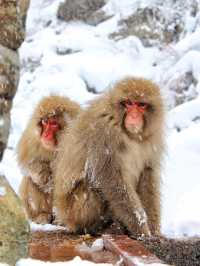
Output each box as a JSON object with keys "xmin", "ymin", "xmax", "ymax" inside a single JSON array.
[
  {"xmin": 134, "ymin": 209, "xmax": 148, "ymax": 227},
  {"xmin": 1, "ymin": 0, "xmax": 200, "ymax": 264},
  {"xmin": 133, "ymin": 258, "xmax": 166, "ymax": 266},
  {"xmin": 30, "ymin": 222, "xmax": 67, "ymax": 232},
  {"xmin": 91, "ymin": 239, "xmax": 104, "ymax": 252},
  {"xmin": 168, "ymin": 98, "xmax": 200, "ymax": 130},
  {"xmin": 162, "ymin": 122, "xmax": 200, "ymax": 237},
  {"xmin": 132, "ymin": 257, "xmax": 166, "ymax": 266},
  {"xmin": 16, "ymin": 257, "xmax": 111, "ymax": 266},
  {"xmin": 0, "ymin": 186, "xmax": 6, "ymax": 197}
]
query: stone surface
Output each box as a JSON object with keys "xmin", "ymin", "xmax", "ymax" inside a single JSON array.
[
  {"xmin": 165, "ymin": 71, "xmax": 198, "ymax": 108},
  {"xmin": 110, "ymin": 0, "xmax": 199, "ymax": 46},
  {"xmin": 0, "ymin": 45, "xmax": 20, "ymax": 159},
  {"xmin": 0, "ymin": 0, "xmax": 25, "ymax": 50},
  {"xmin": 142, "ymin": 235, "xmax": 200, "ymax": 266},
  {"xmin": 0, "ymin": 0, "xmax": 28, "ymax": 160},
  {"xmin": 57, "ymin": 0, "xmax": 109, "ymax": 26},
  {"xmin": 0, "ymin": 175, "xmax": 30, "ymax": 265}
]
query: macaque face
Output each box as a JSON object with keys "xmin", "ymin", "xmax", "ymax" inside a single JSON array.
[
  {"xmin": 40, "ymin": 116, "xmax": 61, "ymax": 150},
  {"xmin": 121, "ymin": 99, "xmax": 149, "ymax": 134}
]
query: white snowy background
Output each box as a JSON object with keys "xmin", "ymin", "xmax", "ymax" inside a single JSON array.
[{"xmin": 1, "ymin": 0, "xmax": 200, "ymax": 265}]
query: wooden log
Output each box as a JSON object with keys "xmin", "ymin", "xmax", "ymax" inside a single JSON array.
[
  {"xmin": 29, "ymin": 231, "xmax": 119, "ymax": 264},
  {"xmin": 103, "ymin": 234, "xmax": 170, "ymax": 266},
  {"xmin": 29, "ymin": 231, "xmax": 93, "ymax": 261}
]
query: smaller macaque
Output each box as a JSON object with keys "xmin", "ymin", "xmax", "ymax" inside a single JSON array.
[
  {"xmin": 17, "ymin": 95, "xmax": 81, "ymax": 224},
  {"xmin": 54, "ymin": 77, "xmax": 165, "ymax": 237}
]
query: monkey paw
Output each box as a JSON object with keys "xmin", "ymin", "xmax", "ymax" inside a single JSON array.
[{"xmin": 33, "ymin": 213, "xmax": 53, "ymax": 224}]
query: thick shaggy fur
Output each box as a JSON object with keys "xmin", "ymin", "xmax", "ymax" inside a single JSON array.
[
  {"xmin": 17, "ymin": 95, "xmax": 81, "ymax": 223},
  {"xmin": 53, "ymin": 78, "xmax": 165, "ymax": 236}
]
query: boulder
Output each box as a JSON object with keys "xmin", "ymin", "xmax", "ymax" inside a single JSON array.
[
  {"xmin": 110, "ymin": 0, "xmax": 199, "ymax": 46},
  {"xmin": 0, "ymin": 0, "xmax": 29, "ymax": 160},
  {"xmin": 57, "ymin": 0, "xmax": 109, "ymax": 26},
  {"xmin": 0, "ymin": 175, "xmax": 30, "ymax": 266}
]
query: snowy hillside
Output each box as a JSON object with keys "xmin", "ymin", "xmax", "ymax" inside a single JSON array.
[{"xmin": 1, "ymin": 0, "xmax": 200, "ymax": 249}]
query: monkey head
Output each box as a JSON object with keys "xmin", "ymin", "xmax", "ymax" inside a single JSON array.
[
  {"xmin": 110, "ymin": 78, "xmax": 164, "ymax": 140},
  {"xmin": 34, "ymin": 95, "xmax": 80, "ymax": 151}
]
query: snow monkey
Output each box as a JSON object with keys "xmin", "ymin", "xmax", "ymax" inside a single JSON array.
[
  {"xmin": 17, "ymin": 95, "xmax": 81, "ymax": 224},
  {"xmin": 53, "ymin": 78, "xmax": 165, "ymax": 236}
]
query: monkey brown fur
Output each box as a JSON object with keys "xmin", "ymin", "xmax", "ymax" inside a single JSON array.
[
  {"xmin": 53, "ymin": 78, "xmax": 165, "ymax": 236},
  {"xmin": 17, "ymin": 95, "xmax": 81, "ymax": 224}
]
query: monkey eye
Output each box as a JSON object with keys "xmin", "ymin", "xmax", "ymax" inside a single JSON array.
[
  {"xmin": 137, "ymin": 102, "xmax": 148, "ymax": 108},
  {"xmin": 120, "ymin": 99, "xmax": 132, "ymax": 107}
]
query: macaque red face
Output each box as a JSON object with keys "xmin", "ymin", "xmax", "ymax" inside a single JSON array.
[
  {"xmin": 40, "ymin": 116, "xmax": 61, "ymax": 150},
  {"xmin": 122, "ymin": 99, "xmax": 148, "ymax": 133}
]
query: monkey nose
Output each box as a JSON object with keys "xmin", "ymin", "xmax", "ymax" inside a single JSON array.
[{"xmin": 129, "ymin": 108, "xmax": 143, "ymax": 118}]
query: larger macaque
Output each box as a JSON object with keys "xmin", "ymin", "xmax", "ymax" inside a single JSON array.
[
  {"xmin": 17, "ymin": 95, "xmax": 81, "ymax": 224},
  {"xmin": 54, "ymin": 78, "xmax": 165, "ymax": 236}
]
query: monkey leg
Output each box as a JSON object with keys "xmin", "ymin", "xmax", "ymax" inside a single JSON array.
[
  {"xmin": 53, "ymin": 183, "xmax": 109, "ymax": 234},
  {"xmin": 89, "ymin": 173, "xmax": 151, "ymax": 238},
  {"xmin": 19, "ymin": 176, "xmax": 53, "ymax": 224},
  {"xmin": 111, "ymin": 184, "xmax": 151, "ymax": 238},
  {"xmin": 137, "ymin": 167, "xmax": 161, "ymax": 235}
]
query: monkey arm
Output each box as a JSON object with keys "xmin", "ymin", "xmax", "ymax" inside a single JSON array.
[
  {"xmin": 107, "ymin": 181, "xmax": 151, "ymax": 238},
  {"xmin": 137, "ymin": 166, "xmax": 161, "ymax": 235},
  {"xmin": 53, "ymin": 142, "xmax": 88, "ymax": 227},
  {"xmin": 19, "ymin": 176, "xmax": 53, "ymax": 223},
  {"xmin": 26, "ymin": 159, "xmax": 52, "ymax": 189}
]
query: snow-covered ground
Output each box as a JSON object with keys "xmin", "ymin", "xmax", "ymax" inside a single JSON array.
[
  {"xmin": 16, "ymin": 258, "xmax": 111, "ymax": 266},
  {"xmin": 1, "ymin": 0, "xmax": 200, "ymax": 265}
]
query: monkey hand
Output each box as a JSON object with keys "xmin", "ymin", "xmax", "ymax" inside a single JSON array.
[
  {"xmin": 53, "ymin": 208, "xmax": 78, "ymax": 233},
  {"xmin": 127, "ymin": 218, "xmax": 151, "ymax": 239}
]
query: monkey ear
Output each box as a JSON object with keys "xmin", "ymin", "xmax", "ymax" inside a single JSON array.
[{"xmin": 34, "ymin": 127, "xmax": 41, "ymax": 137}]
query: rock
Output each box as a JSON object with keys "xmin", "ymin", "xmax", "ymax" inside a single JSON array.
[
  {"xmin": 57, "ymin": 0, "xmax": 109, "ymax": 26},
  {"xmin": 110, "ymin": 0, "xmax": 199, "ymax": 46},
  {"xmin": 85, "ymin": 10, "xmax": 112, "ymax": 26},
  {"xmin": 0, "ymin": 0, "xmax": 25, "ymax": 50},
  {"xmin": 166, "ymin": 71, "xmax": 198, "ymax": 107},
  {"xmin": 0, "ymin": 0, "xmax": 29, "ymax": 160},
  {"xmin": 141, "ymin": 235, "xmax": 200, "ymax": 266},
  {"xmin": 0, "ymin": 45, "xmax": 20, "ymax": 160},
  {"xmin": 0, "ymin": 176, "xmax": 30, "ymax": 266}
]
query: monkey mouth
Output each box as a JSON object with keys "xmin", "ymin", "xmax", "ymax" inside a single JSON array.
[
  {"xmin": 125, "ymin": 115, "xmax": 144, "ymax": 134},
  {"xmin": 41, "ymin": 137, "xmax": 56, "ymax": 151}
]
